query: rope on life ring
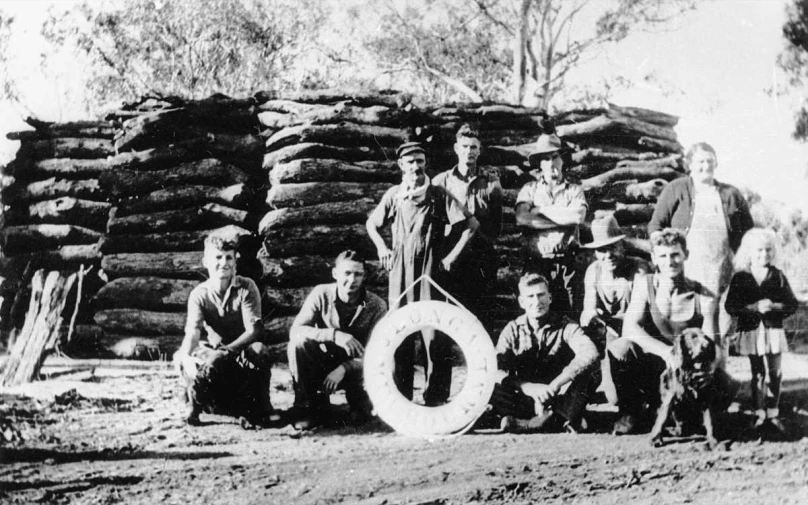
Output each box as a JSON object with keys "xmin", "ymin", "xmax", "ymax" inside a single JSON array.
[{"xmin": 363, "ymin": 300, "xmax": 498, "ymax": 437}]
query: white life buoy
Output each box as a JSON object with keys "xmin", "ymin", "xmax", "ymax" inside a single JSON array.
[{"xmin": 363, "ymin": 301, "xmax": 498, "ymax": 437}]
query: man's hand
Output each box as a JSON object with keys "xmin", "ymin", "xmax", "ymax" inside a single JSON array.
[
  {"xmin": 520, "ymin": 382, "xmax": 559, "ymax": 407},
  {"xmin": 440, "ymin": 254, "xmax": 457, "ymax": 272},
  {"xmin": 323, "ymin": 365, "xmax": 346, "ymax": 394},
  {"xmin": 335, "ymin": 331, "xmax": 364, "ymax": 358},
  {"xmin": 377, "ymin": 245, "xmax": 394, "ymax": 271}
]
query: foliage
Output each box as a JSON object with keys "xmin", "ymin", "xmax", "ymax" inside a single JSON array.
[
  {"xmin": 0, "ymin": 13, "xmax": 15, "ymax": 104},
  {"xmin": 365, "ymin": 0, "xmax": 700, "ymax": 109},
  {"xmin": 779, "ymin": 0, "xmax": 808, "ymax": 141},
  {"xmin": 38, "ymin": 0, "xmax": 328, "ymax": 111}
]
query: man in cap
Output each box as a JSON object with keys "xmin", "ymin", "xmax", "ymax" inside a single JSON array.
[
  {"xmin": 515, "ymin": 131, "xmax": 587, "ymax": 317},
  {"xmin": 433, "ymin": 124, "xmax": 503, "ymax": 336},
  {"xmin": 366, "ymin": 141, "xmax": 479, "ymax": 404},
  {"xmin": 287, "ymin": 250, "xmax": 387, "ymax": 430}
]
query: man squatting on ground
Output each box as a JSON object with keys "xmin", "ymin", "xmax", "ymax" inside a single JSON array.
[
  {"xmin": 366, "ymin": 141, "xmax": 479, "ymax": 405},
  {"xmin": 607, "ymin": 228, "xmax": 729, "ymax": 435},
  {"xmin": 433, "ymin": 123, "xmax": 503, "ymax": 335},
  {"xmin": 175, "ymin": 235, "xmax": 279, "ymax": 428},
  {"xmin": 287, "ymin": 250, "xmax": 387, "ymax": 430},
  {"xmin": 489, "ymin": 272, "xmax": 599, "ymax": 433},
  {"xmin": 515, "ymin": 131, "xmax": 587, "ymax": 318}
]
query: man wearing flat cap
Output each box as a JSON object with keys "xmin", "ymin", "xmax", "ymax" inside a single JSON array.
[
  {"xmin": 367, "ymin": 141, "xmax": 479, "ymax": 404},
  {"xmin": 515, "ymin": 132, "xmax": 587, "ymax": 317},
  {"xmin": 433, "ymin": 124, "xmax": 503, "ymax": 336}
]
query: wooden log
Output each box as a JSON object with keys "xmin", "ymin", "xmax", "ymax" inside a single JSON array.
[
  {"xmin": 107, "ymin": 203, "xmax": 249, "ymax": 235},
  {"xmin": 19, "ymin": 138, "xmax": 115, "ymax": 160},
  {"xmin": 101, "ymin": 251, "xmax": 205, "ymax": 279},
  {"xmin": 2, "ymin": 177, "xmax": 103, "ymax": 203},
  {"xmin": 437, "ymin": 122, "xmax": 542, "ymax": 146},
  {"xmin": 585, "ymin": 178, "xmax": 668, "ymax": 203},
  {"xmin": 99, "ymin": 225, "xmax": 253, "ymax": 254},
  {"xmin": 269, "ymin": 158, "xmax": 399, "ymax": 185},
  {"xmin": 262, "ymin": 223, "xmax": 375, "ymax": 258},
  {"xmin": 113, "ymin": 183, "xmax": 252, "ymax": 217},
  {"xmin": 2, "ymin": 224, "xmax": 103, "ymax": 255},
  {"xmin": 93, "ymin": 276, "xmax": 198, "ymax": 311},
  {"xmin": 581, "ymin": 166, "xmax": 683, "ymax": 192},
  {"xmin": 556, "ymin": 114, "xmax": 678, "ymax": 142},
  {"xmin": 107, "ymin": 335, "xmax": 183, "ymax": 360},
  {"xmin": 259, "ymin": 198, "xmax": 377, "ymax": 234},
  {"xmin": 571, "ymin": 148, "xmax": 662, "ymax": 164},
  {"xmin": 0, "ymin": 270, "xmax": 77, "ymax": 386},
  {"xmin": 638, "ymin": 136, "xmax": 684, "ymax": 153},
  {"xmin": 616, "ymin": 154, "xmax": 682, "ymax": 170},
  {"xmin": 430, "ymin": 104, "xmax": 545, "ymax": 119},
  {"xmin": 20, "ymin": 197, "xmax": 112, "ymax": 229},
  {"xmin": 264, "ymin": 315, "xmax": 296, "ymax": 344},
  {"xmin": 1, "ymin": 245, "xmax": 102, "ymax": 271},
  {"xmin": 259, "ymin": 255, "xmax": 388, "ymax": 288},
  {"xmin": 611, "ymin": 203, "xmax": 656, "ymax": 225},
  {"xmin": 262, "ymin": 142, "xmax": 384, "ymax": 170},
  {"xmin": 266, "ymin": 182, "xmax": 392, "ymax": 209},
  {"xmin": 258, "ymin": 103, "xmax": 420, "ymax": 129},
  {"xmin": 265, "ymin": 123, "xmax": 408, "ymax": 153},
  {"xmin": 257, "ymin": 100, "xmax": 324, "ymax": 115},
  {"xmin": 93, "ymin": 308, "xmax": 185, "ymax": 336},
  {"xmin": 263, "ymin": 286, "xmax": 312, "ymax": 316},
  {"xmin": 98, "ymin": 158, "xmax": 250, "ymax": 197},
  {"xmin": 6, "ymin": 118, "xmax": 115, "ymax": 139},
  {"xmin": 275, "ymin": 89, "xmax": 413, "ymax": 108},
  {"xmin": 606, "ymin": 103, "xmax": 679, "ymax": 128}
]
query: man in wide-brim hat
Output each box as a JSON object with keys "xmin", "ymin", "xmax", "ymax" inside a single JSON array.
[{"xmin": 515, "ymin": 132, "xmax": 587, "ymax": 317}]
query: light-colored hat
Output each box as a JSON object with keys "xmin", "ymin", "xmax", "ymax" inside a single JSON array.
[
  {"xmin": 581, "ymin": 215, "xmax": 626, "ymax": 249},
  {"xmin": 396, "ymin": 141, "xmax": 426, "ymax": 159},
  {"xmin": 528, "ymin": 133, "xmax": 572, "ymax": 162}
]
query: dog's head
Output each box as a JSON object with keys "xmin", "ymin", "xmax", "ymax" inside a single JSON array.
[{"xmin": 672, "ymin": 328, "xmax": 718, "ymax": 373}]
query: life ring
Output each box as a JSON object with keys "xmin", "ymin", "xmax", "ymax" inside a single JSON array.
[{"xmin": 363, "ymin": 301, "xmax": 498, "ymax": 437}]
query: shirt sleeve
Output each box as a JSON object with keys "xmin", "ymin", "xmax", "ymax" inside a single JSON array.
[
  {"xmin": 495, "ymin": 321, "xmax": 518, "ymax": 372},
  {"xmin": 240, "ymin": 279, "xmax": 262, "ymax": 330},
  {"xmin": 648, "ymin": 182, "xmax": 676, "ymax": 233},
  {"xmin": 184, "ymin": 287, "xmax": 206, "ymax": 338},
  {"xmin": 367, "ymin": 186, "xmax": 397, "ymax": 228},
  {"xmin": 567, "ymin": 184, "xmax": 588, "ymax": 210},
  {"xmin": 557, "ymin": 323, "xmax": 598, "ymax": 385},
  {"xmin": 515, "ymin": 181, "xmax": 535, "ymax": 206},
  {"xmin": 488, "ymin": 178, "xmax": 504, "ymax": 238},
  {"xmin": 776, "ymin": 269, "xmax": 799, "ymax": 319},
  {"xmin": 289, "ymin": 286, "xmax": 336, "ymax": 343}
]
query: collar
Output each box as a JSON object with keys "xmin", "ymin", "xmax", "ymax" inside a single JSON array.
[
  {"xmin": 451, "ymin": 164, "xmax": 485, "ymax": 182},
  {"xmin": 205, "ymin": 276, "xmax": 237, "ymax": 314},
  {"xmin": 397, "ymin": 176, "xmax": 431, "ymax": 203},
  {"xmin": 515, "ymin": 312, "xmax": 561, "ymax": 331},
  {"xmin": 329, "ymin": 283, "xmax": 367, "ymax": 307}
]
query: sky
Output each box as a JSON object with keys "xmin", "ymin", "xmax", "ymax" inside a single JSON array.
[{"xmin": 0, "ymin": 0, "xmax": 806, "ymax": 210}]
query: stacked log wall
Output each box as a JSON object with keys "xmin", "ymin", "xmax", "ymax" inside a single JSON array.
[{"xmin": 1, "ymin": 90, "xmax": 685, "ymax": 359}]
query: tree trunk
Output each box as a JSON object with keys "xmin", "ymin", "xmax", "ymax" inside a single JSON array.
[
  {"xmin": 2, "ymin": 224, "xmax": 103, "ymax": 255},
  {"xmin": 261, "ymin": 224, "xmax": 376, "ymax": 258},
  {"xmin": 98, "ymin": 224, "xmax": 252, "ymax": 254},
  {"xmin": 556, "ymin": 114, "xmax": 678, "ymax": 142},
  {"xmin": 258, "ymin": 255, "xmax": 388, "ymax": 288},
  {"xmin": 259, "ymin": 198, "xmax": 377, "ymax": 234},
  {"xmin": 265, "ymin": 123, "xmax": 407, "ymax": 154},
  {"xmin": 262, "ymin": 142, "xmax": 384, "ymax": 170},
  {"xmin": 19, "ymin": 197, "xmax": 112, "ymax": 230},
  {"xmin": 93, "ymin": 309, "xmax": 185, "ymax": 336},
  {"xmin": 101, "ymin": 251, "xmax": 205, "ymax": 279},
  {"xmin": 98, "ymin": 159, "xmax": 250, "ymax": 197},
  {"xmin": 93, "ymin": 276, "xmax": 198, "ymax": 311},
  {"xmin": 107, "ymin": 203, "xmax": 249, "ymax": 235},
  {"xmin": 113, "ymin": 183, "xmax": 252, "ymax": 217},
  {"xmin": 3, "ymin": 177, "xmax": 103, "ymax": 203},
  {"xmin": 0, "ymin": 270, "xmax": 77, "ymax": 386},
  {"xmin": 581, "ymin": 166, "xmax": 684, "ymax": 191},
  {"xmin": 20, "ymin": 138, "xmax": 115, "ymax": 160},
  {"xmin": 266, "ymin": 182, "xmax": 392, "ymax": 209},
  {"xmin": 270, "ymin": 158, "xmax": 399, "ymax": 185}
]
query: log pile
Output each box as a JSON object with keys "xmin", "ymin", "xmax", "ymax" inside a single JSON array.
[{"xmin": 1, "ymin": 90, "xmax": 684, "ymax": 359}]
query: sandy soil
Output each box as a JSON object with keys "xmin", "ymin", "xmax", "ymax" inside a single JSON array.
[{"xmin": 1, "ymin": 355, "xmax": 808, "ymax": 505}]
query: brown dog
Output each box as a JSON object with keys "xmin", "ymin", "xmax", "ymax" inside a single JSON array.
[{"xmin": 649, "ymin": 328, "xmax": 730, "ymax": 449}]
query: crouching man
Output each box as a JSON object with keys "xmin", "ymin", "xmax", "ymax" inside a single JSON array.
[
  {"xmin": 174, "ymin": 234, "xmax": 279, "ymax": 428},
  {"xmin": 490, "ymin": 273, "xmax": 598, "ymax": 433},
  {"xmin": 288, "ymin": 250, "xmax": 387, "ymax": 430}
]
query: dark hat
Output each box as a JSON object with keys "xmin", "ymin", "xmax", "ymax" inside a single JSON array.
[
  {"xmin": 396, "ymin": 141, "xmax": 426, "ymax": 159},
  {"xmin": 528, "ymin": 133, "xmax": 572, "ymax": 162},
  {"xmin": 581, "ymin": 215, "xmax": 626, "ymax": 249}
]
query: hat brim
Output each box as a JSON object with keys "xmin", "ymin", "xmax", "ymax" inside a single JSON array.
[
  {"xmin": 580, "ymin": 234, "xmax": 626, "ymax": 249},
  {"xmin": 528, "ymin": 146, "xmax": 573, "ymax": 160}
]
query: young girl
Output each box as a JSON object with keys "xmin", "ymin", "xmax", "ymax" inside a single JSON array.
[{"xmin": 725, "ymin": 228, "xmax": 798, "ymax": 433}]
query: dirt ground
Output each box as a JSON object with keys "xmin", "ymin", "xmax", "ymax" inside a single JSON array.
[{"xmin": 1, "ymin": 354, "xmax": 808, "ymax": 505}]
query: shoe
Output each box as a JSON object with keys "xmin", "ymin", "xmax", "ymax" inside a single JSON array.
[
  {"xmin": 768, "ymin": 417, "xmax": 787, "ymax": 434},
  {"xmin": 185, "ymin": 406, "xmax": 202, "ymax": 427},
  {"xmin": 500, "ymin": 412, "xmax": 556, "ymax": 433},
  {"xmin": 753, "ymin": 417, "xmax": 766, "ymax": 430},
  {"xmin": 612, "ymin": 413, "xmax": 638, "ymax": 435},
  {"xmin": 253, "ymin": 410, "xmax": 285, "ymax": 429}
]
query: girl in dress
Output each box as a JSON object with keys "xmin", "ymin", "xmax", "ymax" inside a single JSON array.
[{"xmin": 725, "ymin": 228, "xmax": 798, "ymax": 433}]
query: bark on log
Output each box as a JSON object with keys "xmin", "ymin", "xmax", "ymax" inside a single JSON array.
[
  {"xmin": 107, "ymin": 203, "xmax": 249, "ymax": 235},
  {"xmin": 262, "ymin": 142, "xmax": 384, "ymax": 170},
  {"xmin": 93, "ymin": 309, "xmax": 185, "ymax": 336},
  {"xmin": 101, "ymin": 252, "xmax": 205, "ymax": 279},
  {"xmin": 265, "ymin": 123, "xmax": 408, "ymax": 153},
  {"xmin": 93, "ymin": 276, "xmax": 198, "ymax": 311},
  {"xmin": 571, "ymin": 148, "xmax": 662, "ymax": 164},
  {"xmin": 0, "ymin": 270, "xmax": 77, "ymax": 386},
  {"xmin": 616, "ymin": 154, "xmax": 682, "ymax": 170},
  {"xmin": 269, "ymin": 158, "xmax": 399, "ymax": 185},
  {"xmin": 266, "ymin": 182, "xmax": 392, "ymax": 209},
  {"xmin": 2, "ymin": 224, "xmax": 103, "ymax": 255},
  {"xmin": 259, "ymin": 255, "xmax": 388, "ymax": 288},
  {"xmin": 257, "ymin": 100, "xmax": 324, "ymax": 115},
  {"xmin": 638, "ymin": 136, "xmax": 684, "ymax": 153},
  {"xmin": 556, "ymin": 114, "xmax": 678, "ymax": 142},
  {"xmin": 3, "ymin": 245, "xmax": 102, "ymax": 270},
  {"xmin": 263, "ymin": 315, "xmax": 296, "ymax": 344},
  {"xmin": 430, "ymin": 104, "xmax": 545, "ymax": 119},
  {"xmin": 113, "ymin": 183, "xmax": 252, "ymax": 217},
  {"xmin": 19, "ymin": 138, "xmax": 115, "ymax": 160},
  {"xmin": 263, "ymin": 286, "xmax": 312, "ymax": 317},
  {"xmin": 98, "ymin": 159, "xmax": 250, "ymax": 197},
  {"xmin": 20, "ymin": 197, "xmax": 112, "ymax": 230},
  {"xmin": 262, "ymin": 224, "xmax": 375, "ymax": 258},
  {"xmin": 585, "ymin": 178, "xmax": 668, "ymax": 203},
  {"xmin": 3, "ymin": 177, "xmax": 103, "ymax": 204},
  {"xmin": 7, "ymin": 118, "xmax": 116, "ymax": 139},
  {"xmin": 272, "ymin": 89, "xmax": 413, "ymax": 108},
  {"xmin": 99, "ymin": 225, "xmax": 253, "ymax": 254},
  {"xmin": 106, "ymin": 335, "xmax": 183, "ymax": 360},
  {"xmin": 258, "ymin": 104, "xmax": 420, "ymax": 129},
  {"xmin": 581, "ymin": 166, "xmax": 684, "ymax": 191},
  {"xmin": 606, "ymin": 103, "xmax": 679, "ymax": 127},
  {"xmin": 611, "ymin": 203, "xmax": 656, "ymax": 225},
  {"xmin": 259, "ymin": 198, "xmax": 377, "ymax": 234}
]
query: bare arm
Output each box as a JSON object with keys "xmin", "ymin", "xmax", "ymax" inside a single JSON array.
[
  {"xmin": 442, "ymin": 216, "xmax": 479, "ymax": 269},
  {"xmin": 579, "ymin": 263, "xmax": 598, "ymax": 328},
  {"xmin": 621, "ymin": 274, "xmax": 672, "ymax": 358},
  {"xmin": 366, "ymin": 212, "xmax": 393, "ymax": 271}
]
